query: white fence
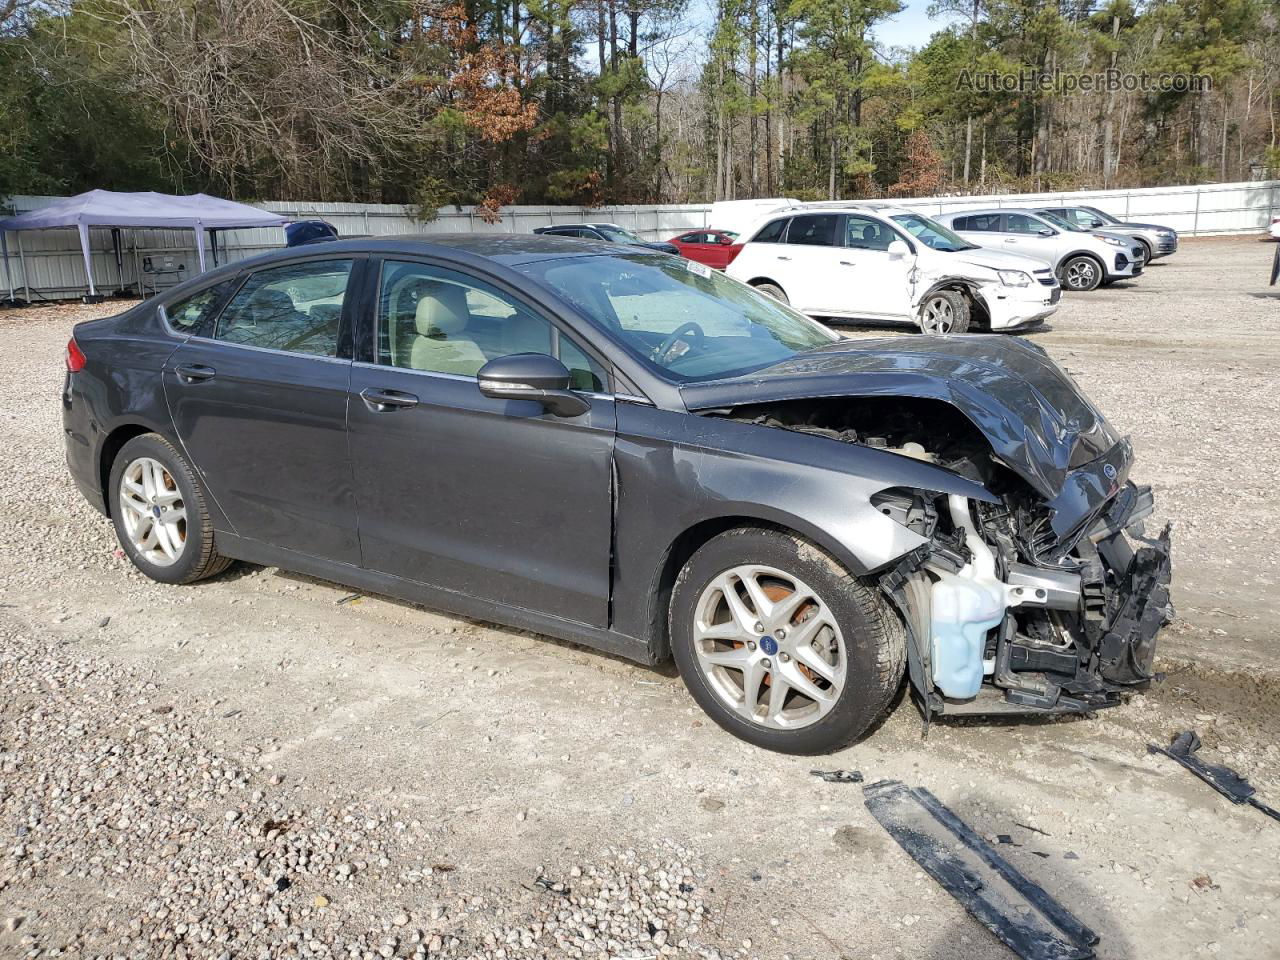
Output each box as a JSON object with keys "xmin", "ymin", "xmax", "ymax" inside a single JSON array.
[{"xmin": 2, "ymin": 180, "xmax": 1277, "ymax": 299}]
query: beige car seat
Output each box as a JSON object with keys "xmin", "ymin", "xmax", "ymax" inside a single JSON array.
[{"xmin": 408, "ymin": 283, "xmax": 487, "ymax": 375}]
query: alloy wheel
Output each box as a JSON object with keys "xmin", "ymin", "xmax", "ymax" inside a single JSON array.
[
  {"xmin": 692, "ymin": 564, "xmax": 847, "ymax": 730},
  {"xmin": 1064, "ymin": 259, "xmax": 1097, "ymax": 289},
  {"xmin": 920, "ymin": 296, "xmax": 955, "ymax": 334},
  {"xmin": 118, "ymin": 457, "xmax": 187, "ymax": 567}
]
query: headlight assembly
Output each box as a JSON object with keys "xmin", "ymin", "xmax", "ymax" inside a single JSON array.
[
  {"xmin": 1101, "ymin": 236, "xmax": 1125, "ymax": 247},
  {"xmin": 997, "ymin": 270, "xmax": 1032, "ymax": 287}
]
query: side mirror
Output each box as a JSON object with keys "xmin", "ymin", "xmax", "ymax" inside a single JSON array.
[
  {"xmin": 887, "ymin": 239, "xmax": 910, "ymax": 258},
  {"xmin": 1038, "ymin": 227, "xmax": 1056, "ymax": 237},
  {"xmin": 478, "ymin": 353, "xmax": 590, "ymax": 418},
  {"xmin": 1090, "ymin": 219, "xmax": 1105, "ymax": 228},
  {"xmin": 717, "ymin": 235, "xmax": 732, "ymax": 245}
]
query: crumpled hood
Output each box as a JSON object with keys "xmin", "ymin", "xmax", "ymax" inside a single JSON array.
[{"xmin": 681, "ymin": 335, "xmax": 1123, "ymax": 499}]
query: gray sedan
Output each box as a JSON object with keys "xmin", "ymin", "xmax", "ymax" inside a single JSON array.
[
  {"xmin": 61, "ymin": 235, "xmax": 1171, "ymax": 753},
  {"xmin": 1038, "ymin": 205, "xmax": 1178, "ymax": 262}
]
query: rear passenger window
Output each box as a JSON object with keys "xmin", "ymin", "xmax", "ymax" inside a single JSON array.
[
  {"xmin": 751, "ymin": 218, "xmax": 789, "ymax": 243},
  {"xmin": 163, "ymin": 282, "xmax": 230, "ymax": 333},
  {"xmin": 785, "ymin": 215, "xmax": 839, "ymax": 247},
  {"xmin": 214, "ymin": 260, "xmax": 352, "ymax": 357},
  {"xmin": 953, "ymin": 214, "xmax": 1000, "ymax": 232}
]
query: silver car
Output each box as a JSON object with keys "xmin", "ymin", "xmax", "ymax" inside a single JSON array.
[
  {"xmin": 936, "ymin": 208, "xmax": 1146, "ymax": 292},
  {"xmin": 1037, "ymin": 205, "xmax": 1178, "ymax": 262}
]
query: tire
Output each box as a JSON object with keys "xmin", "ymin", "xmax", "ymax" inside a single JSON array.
[
  {"xmin": 108, "ymin": 433, "xmax": 232, "ymax": 585},
  {"xmin": 669, "ymin": 527, "xmax": 906, "ymax": 754},
  {"xmin": 752, "ymin": 281, "xmax": 788, "ymax": 304},
  {"xmin": 917, "ymin": 288, "xmax": 971, "ymax": 334},
  {"xmin": 1136, "ymin": 239, "xmax": 1153, "ymax": 264},
  {"xmin": 1058, "ymin": 254, "xmax": 1103, "ymax": 292}
]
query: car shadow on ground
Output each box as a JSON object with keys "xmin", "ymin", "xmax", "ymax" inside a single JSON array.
[{"xmin": 241, "ymin": 563, "xmax": 684, "ymax": 679}]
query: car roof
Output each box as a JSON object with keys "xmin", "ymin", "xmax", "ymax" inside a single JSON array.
[
  {"xmin": 199, "ymin": 233, "xmax": 632, "ymax": 275},
  {"xmin": 941, "ymin": 207, "xmax": 1039, "ymax": 216}
]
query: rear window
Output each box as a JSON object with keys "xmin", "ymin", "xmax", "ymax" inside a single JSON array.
[
  {"xmin": 162, "ymin": 282, "xmax": 232, "ymax": 333},
  {"xmin": 785, "ymin": 214, "xmax": 839, "ymax": 247},
  {"xmin": 953, "ymin": 214, "xmax": 1001, "ymax": 232},
  {"xmin": 751, "ymin": 218, "xmax": 789, "ymax": 243}
]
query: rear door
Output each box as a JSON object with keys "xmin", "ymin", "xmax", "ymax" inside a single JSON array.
[
  {"xmin": 164, "ymin": 256, "xmax": 361, "ymax": 563},
  {"xmin": 346, "ymin": 257, "xmax": 617, "ymax": 626},
  {"xmin": 775, "ymin": 213, "xmax": 848, "ymax": 314}
]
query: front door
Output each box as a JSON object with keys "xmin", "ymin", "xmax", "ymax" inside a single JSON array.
[
  {"xmin": 833, "ymin": 214, "xmax": 914, "ymax": 319},
  {"xmin": 163, "ymin": 256, "xmax": 360, "ymax": 563},
  {"xmin": 346, "ymin": 258, "xmax": 616, "ymax": 627},
  {"xmin": 1000, "ymin": 212, "xmax": 1059, "ymax": 265}
]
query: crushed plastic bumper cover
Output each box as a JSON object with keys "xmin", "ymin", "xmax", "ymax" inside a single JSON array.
[
  {"xmin": 1149, "ymin": 731, "xmax": 1280, "ymax": 823},
  {"xmin": 1095, "ymin": 522, "xmax": 1173, "ymax": 687},
  {"xmin": 864, "ymin": 780, "xmax": 1099, "ymax": 960}
]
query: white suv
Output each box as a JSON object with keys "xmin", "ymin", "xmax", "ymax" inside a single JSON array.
[
  {"xmin": 934, "ymin": 208, "xmax": 1146, "ymax": 292},
  {"xmin": 725, "ymin": 204, "xmax": 1060, "ymax": 334}
]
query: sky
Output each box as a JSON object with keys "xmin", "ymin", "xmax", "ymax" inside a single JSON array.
[{"xmin": 875, "ymin": 2, "xmax": 961, "ymax": 54}]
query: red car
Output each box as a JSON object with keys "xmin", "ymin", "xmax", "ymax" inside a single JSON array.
[{"xmin": 668, "ymin": 229, "xmax": 741, "ymax": 269}]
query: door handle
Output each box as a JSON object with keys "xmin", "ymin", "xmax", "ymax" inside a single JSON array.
[
  {"xmin": 360, "ymin": 387, "xmax": 419, "ymax": 411},
  {"xmin": 839, "ymin": 261, "xmax": 856, "ymax": 266},
  {"xmin": 776, "ymin": 255, "xmax": 792, "ymax": 261},
  {"xmin": 1003, "ymin": 238, "xmax": 1017, "ymax": 243},
  {"xmin": 175, "ymin": 363, "xmax": 216, "ymax": 383}
]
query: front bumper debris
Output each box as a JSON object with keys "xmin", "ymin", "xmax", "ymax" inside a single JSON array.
[
  {"xmin": 865, "ymin": 780, "xmax": 1100, "ymax": 959},
  {"xmin": 884, "ymin": 476, "xmax": 1174, "ymax": 720}
]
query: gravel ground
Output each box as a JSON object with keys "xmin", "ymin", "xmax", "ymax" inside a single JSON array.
[{"xmin": 2, "ymin": 236, "xmax": 1279, "ymax": 960}]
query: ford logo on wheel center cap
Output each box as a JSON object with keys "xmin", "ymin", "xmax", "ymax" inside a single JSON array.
[{"xmin": 759, "ymin": 636, "xmax": 779, "ymax": 656}]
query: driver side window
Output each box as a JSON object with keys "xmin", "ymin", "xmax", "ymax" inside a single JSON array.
[
  {"xmin": 377, "ymin": 260, "xmax": 608, "ymax": 390},
  {"xmin": 1005, "ymin": 213, "xmax": 1045, "ymax": 235},
  {"xmin": 214, "ymin": 260, "xmax": 352, "ymax": 357}
]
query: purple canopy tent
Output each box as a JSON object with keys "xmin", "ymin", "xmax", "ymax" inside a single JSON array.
[{"xmin": 0, "ymin": 190, "xmax": 287, "ymax": 301}]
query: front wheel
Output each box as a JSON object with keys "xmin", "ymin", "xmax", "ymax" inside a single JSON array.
[
  {"xmin": 752, "ymin": 281, "xmax": 788, "ymax": 304},
  {"xmin": 109, "ymin": 433, "xmax": 232, "ymax": 584},
  {"xmin": 1059, "ymin": 255, "xmax": 1103, "ymax": 291},
  {"xmin": 917, "ymin": 289, "xmax": 971, "ymax": 334},
  {"xmin": 669, "ymin": 527, "xmax": 906, "ymax": 754}
]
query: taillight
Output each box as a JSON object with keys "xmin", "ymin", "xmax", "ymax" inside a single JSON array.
[
  {"xmin": 725, "ymin": 244, "xmax": 743, "ymax": 264},
  {"xmin": 65, "ymin": 337, "xmax": 86, "ymax": 373}
]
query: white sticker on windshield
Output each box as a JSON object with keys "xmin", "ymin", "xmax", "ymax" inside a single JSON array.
[{"xmin": 685, "ymin": 259, "xmax": 713, "ymax": 279}]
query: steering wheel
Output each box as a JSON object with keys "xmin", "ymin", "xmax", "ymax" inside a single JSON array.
[{"xmin": 650, "ymin": 321, "xmax": 705, "ymax": 365}]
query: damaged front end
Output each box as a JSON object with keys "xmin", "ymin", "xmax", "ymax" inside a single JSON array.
[
  {"xmin": 700, "ymin": 383, "xmax": 1172, "ymax": 719},
  {"xmin": 879, "ymin": 480, "xmax": 1172, "ymax": 718}
]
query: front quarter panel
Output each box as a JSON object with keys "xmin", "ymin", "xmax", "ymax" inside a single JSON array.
[{"xmin": 609, "ymin": 403, "xmax": 996, "ymax": 648}]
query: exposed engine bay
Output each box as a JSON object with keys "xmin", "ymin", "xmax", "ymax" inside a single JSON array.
[{"xmin": 714, "ymin": 397, "xmax": 1174, "ymax": 718}]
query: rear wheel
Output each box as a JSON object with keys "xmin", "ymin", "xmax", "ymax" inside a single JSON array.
[
  {"xmin": 917, "ymin": 289, "xmax": 971, "ymax": 334},
  {"xmin": 1059, "ymin": 255, "xmax": 1103, "ymax": 291},
  {"xmin": 109, "ymin": 433, "xmax": 232, "ymax": 585},
  {"xmin": 752, "ymin": 281, "xmax": 788, "ymax": 304},
  {"xmin": 670, "ymin": 527, "xmax": 906, "ymax": 754}
]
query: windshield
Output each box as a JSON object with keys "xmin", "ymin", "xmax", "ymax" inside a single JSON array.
[
  {"xmin": 515, "ymin": 254, "xmax": 839, "ymax": 382},
  {"xmin": 1038, "ymin": 210, "xmax": 1082, "ymax": 232},
  {"xmin": 596, "ymin": 225, "xmax": 645, "ymax": 244},
  {"xmin": 890, "ymin": 213, "xmax": 977, "ymax": 252},
  {"xmin": 1084, "ymin": 206, "xmax": 1120, "ymax": 225}
]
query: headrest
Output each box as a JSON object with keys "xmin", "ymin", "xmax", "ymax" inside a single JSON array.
[
  {"xmin": 251, "ymin": 288, "xmax": 296, "ymax": 320},
  {"xmin": 415, "ymin": 283, "xmax": 469, "ymax": 337}
]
